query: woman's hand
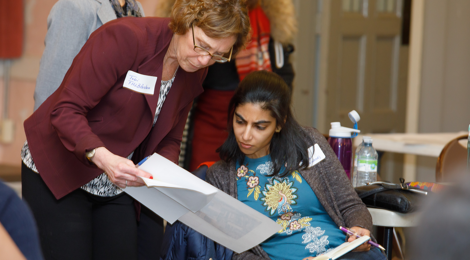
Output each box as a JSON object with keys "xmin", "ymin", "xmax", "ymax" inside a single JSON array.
[
  {"xmin": 348, "ymin": 226, "xmax": 371, "ymax": 252},
  {"xmin": 91, "ymin": 147, "xmax": 153, "ymax": 188}
]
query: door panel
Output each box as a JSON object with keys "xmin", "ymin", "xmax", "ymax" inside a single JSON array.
[{"xmin": 320, "ymin": 0, "xmax": 407, "ymax": 181}]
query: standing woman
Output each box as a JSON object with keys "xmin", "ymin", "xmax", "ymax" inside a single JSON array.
[
  {"xmin": 21, "ymin": 1, "xmax": 250, "ymax": 260},
  {"xmin": 206, "ymin": 71, "xmax": 386, "ymax": 260}
]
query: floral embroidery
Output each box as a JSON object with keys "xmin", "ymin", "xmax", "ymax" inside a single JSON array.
[
  {"xmin": 246, "ymin": 174, "xmax": 261, "ymax": 200},
  {"xmin": 291, "ymin": 171, "xmax": 302, "ymax": 183},
  {"xmin": 290, "ymin": 221, "xmax": 301, "ymax": 230},
  {"xmin": 261, "ymin": 177, "xmax": 298, "ymax": 215},
  {"xmin": 302, "ymin": 227, "xmax": 330, "ymax": 255},
  {"xmin": 237, "ymin": 165, "xmax": 248, "ymax": 178},
  {"xmin": 276, "ymin": 212, "xmax": 312, "ymax": 234},
  {"xmin": 280, "ymin": 212, "xmax": 294, "ymax": 220},
  {"xmin": 256, "ymin": 161, "xmax": 273, "ymax": 175},
  {"xmin": 247, "ymin": 176, "xmax": 259, "ymax": 188}
]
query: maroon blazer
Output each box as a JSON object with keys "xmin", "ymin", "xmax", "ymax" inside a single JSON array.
[{"xmin": 24, "ymin": 17, "xmax": 207, "ymax": 199}]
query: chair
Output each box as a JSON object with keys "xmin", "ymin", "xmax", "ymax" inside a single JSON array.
[
  {"xmin": 368, "ymin": 208, "xmax": 421, "ymax": 260},
  {"xmin": 435, "ymin": 134, "xmax": 467, "ymax": 182}
]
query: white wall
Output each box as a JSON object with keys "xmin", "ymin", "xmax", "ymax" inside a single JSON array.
[{"xmin": 416, "ymin": 0, "xmax": 470, "ymax": 181}]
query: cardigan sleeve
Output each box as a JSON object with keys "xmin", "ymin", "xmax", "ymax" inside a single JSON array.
[
  {"xmin": 307, "ymin": 127, "xmax": 373, "ymax": 231},
  {"xmin": 49, "ymin": 22, "xmax": 141, "ymax": 164}
]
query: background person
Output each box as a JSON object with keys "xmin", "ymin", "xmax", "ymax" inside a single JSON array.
[
  {"xmin": 409, "ymin": 174, "xmax": 470, "ymax": 260},
  {"xmin": 33, "ymin": 0, "xmax": 144, "ymax": 111},
  {"xmin": 21, "ymin": 0, "xmax": 250, "ymax": 259},
  {"xmin": 0, "ymin": 181, "xmax": 43, "ymax": 260},
  {"xmin": 206, "ymin": 71, "xmax": 386, "ymax": 260}
]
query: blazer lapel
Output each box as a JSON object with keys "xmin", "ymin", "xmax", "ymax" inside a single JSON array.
[
  {"xmin": 96, "ymin": 0, "xmax": 117, "ymax": 25},
  {"xmin": 136, "ymin": 36, "xmax": 173, "ymax": 118}
]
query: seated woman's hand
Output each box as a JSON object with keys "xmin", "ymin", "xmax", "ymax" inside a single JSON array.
[
  {"xmin": 348, "ymin": 226, "xmax": 371, "ymax": 252},
  {"xmin": 92, "ymin": 147, "xmax": 153, "ymax": 188}
]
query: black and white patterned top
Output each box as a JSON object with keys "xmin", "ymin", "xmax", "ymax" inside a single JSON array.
[{"xmin": 21, "ymin": 71, "xmax": 177, "ymax": 197}]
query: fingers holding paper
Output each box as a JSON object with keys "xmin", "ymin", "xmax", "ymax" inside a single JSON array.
[
  {"xmin": 348, "ymin": 226, "xmax": 371, "ymax": 252},
  {"xmin": 91, "ymin": 147, "xmax": 153, "ymax": 188}
]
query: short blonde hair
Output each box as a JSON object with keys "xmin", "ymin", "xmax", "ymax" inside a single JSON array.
[{"xmin": 169, "ymin": 0, "xmax": 251, "ymax": 55}]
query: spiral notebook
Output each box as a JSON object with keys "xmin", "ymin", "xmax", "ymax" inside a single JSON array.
[{"xmin": 314, "ymin": 235, "xmax": 370, "ymax": 260}]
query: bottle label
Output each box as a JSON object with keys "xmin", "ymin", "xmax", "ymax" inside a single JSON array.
[{"xmin": 358, "ymin": 159, "xmax": 378, "ymax": 172}]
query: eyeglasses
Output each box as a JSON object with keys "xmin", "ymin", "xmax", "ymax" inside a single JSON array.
[{"xmin": 192, "ymin": 23, "xmax": 233, "ymax": 63}]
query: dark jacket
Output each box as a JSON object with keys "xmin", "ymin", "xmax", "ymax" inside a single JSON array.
[
  {"xmin": 24, "ymin": 17, "xmax": 207, "ymax": 199},
  {"xmin": 206, "ymin": 127, "xmax": 373, "ymax": 260},
  {"xmin": 159, "ymin": 165, "xmax": 233, "ymax": 260}
]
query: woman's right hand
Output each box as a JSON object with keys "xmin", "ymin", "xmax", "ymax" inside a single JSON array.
[{"xmin": 91, "ymin": 147, "xmax": 153, "ymax": 188}]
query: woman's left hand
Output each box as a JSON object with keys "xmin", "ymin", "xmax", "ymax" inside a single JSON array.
[{"xmin": 348, "ymin": 226, "xmax": 371, "ymax": 252}]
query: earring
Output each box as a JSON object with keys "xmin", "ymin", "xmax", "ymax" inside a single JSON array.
[{"xmin": 276, "ymin": 128, "xmax": 281, "ymax": 133}]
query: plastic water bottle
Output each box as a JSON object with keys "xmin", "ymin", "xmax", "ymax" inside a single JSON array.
[
  {"xmin": 351, "ymin": 136, "xmax": 370, "ymax": 187},
  {"xmin": 355, "ymin": 138, "xmax": 378, "ymax": 187}
]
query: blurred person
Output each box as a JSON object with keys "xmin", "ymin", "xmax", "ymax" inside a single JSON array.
[
  {"xmin": 21, "ymin": 0, "xmax": 250, "ymax": 259},
  {"xmin": 0, "ymin": 181, "xmax": 43, "ymax": 260},
  {"xmin": 408, "ymin": 175, "xmax": 470, "ymax": 260},
  {"xmin": 205, "ymin": 71, "xmax": 385, "ymax": 259},
  {"xmin": 156, "ymin": 0, "xmax": 297, "ymax": 171}
]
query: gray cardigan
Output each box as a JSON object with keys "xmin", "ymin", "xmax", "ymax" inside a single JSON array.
[
  {"xmin": 206, "ymin": 127, "xmax": 373, "ymax": 260},
  {"xmin": 33, "ymin": 0, "xmax": 144, "ymax": 110}
]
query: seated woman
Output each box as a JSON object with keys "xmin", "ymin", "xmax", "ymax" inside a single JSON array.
[{"xmin": 206, "ymin": 71, "xmax": 386, "ymax": 260}]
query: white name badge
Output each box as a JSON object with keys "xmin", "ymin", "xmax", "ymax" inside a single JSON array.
[
  {"xmin": 308, "ymin": 144, "xmax": 326, "ymax": 168},
  {"xmin": 123, "ymin": 70, "xmax": 157, "ymax": 95}
]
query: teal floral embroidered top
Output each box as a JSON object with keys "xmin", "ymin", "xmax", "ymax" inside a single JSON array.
[{"xmin": 236, "ymin": 155, "xmax": 346, "ymax": 259}]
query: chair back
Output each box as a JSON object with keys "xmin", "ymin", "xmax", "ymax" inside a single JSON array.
[{"xmin": 435, "ymin": 134, "xmax": 468, "ymax": 182}]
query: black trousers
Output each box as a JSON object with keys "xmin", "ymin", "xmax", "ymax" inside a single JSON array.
[{"xmin": 22, "ymin": 163, "xmax": 164, "ymax": 260}]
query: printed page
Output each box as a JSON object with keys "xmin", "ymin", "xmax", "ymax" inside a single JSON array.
[
  {"xmin": 178, "ymin": 191, "xmax": 281, "ymax": 254},
  {"xmin": 127, "ymin": 153, "xmax": 281, "ymax": 253},
  {"xmin": 125, "ymin": 185, "xmax": 188, "ymax": 224}
]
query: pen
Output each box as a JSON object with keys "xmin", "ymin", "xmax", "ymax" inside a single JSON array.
[
  {"xmin": 137, "ymin": 156, "xmax": 149, "ymax": 166},
  {"xmin": 339, "ymin": 226, "xmax": 386, "ymax": 251}
]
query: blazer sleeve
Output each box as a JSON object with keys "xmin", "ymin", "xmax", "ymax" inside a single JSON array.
[
  {"xmin": 49, "ymin": 23, "xmax": 140, "ymax": 164},
  {"xmin": 34, "ymin": 0, "xmax": 95, "ymax": 111}
]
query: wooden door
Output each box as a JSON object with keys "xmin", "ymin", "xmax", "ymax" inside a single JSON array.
[{"xmin": 318, "ymin": 0, "xmax": 409, "ymax": 181}]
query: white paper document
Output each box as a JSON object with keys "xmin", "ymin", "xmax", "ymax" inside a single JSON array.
[
  {"xmin": 315, "ymin": 235, "xmax": 370, "ymax": 260},
  {"xmin": 125, "ymin": 153, "xmax": 281, "ymax": 253}
]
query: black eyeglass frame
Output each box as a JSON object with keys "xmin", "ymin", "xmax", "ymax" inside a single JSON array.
[{"xmin": 191, "ymin": 23, "xmax": 233, "ymax": 63}]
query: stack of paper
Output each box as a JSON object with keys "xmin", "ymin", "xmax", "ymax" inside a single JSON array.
[{"xmin": 125, "ymin": 153, "xmax": 281, "ymax": 253}]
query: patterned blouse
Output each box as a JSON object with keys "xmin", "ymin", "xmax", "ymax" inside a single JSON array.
[
  {"xmin": 21, "ymin": 71, "xmax": 177, "ymax": 197},
  {"xmin": 236, "ymin": 154, "xmax": 346, "ymax": 259}
]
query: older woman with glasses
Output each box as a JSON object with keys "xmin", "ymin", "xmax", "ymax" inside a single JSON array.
[{"xmin": 21, "ymin": 0, "xmax": 250, "ymax": 259}]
